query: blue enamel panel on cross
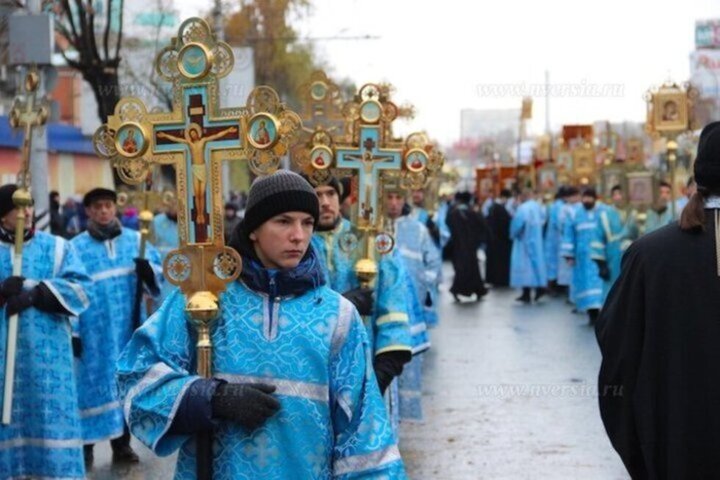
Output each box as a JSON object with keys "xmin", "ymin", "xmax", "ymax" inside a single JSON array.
[{"xmin": 335, "ymin": 125, "xmax": 402, "ymax": 225}]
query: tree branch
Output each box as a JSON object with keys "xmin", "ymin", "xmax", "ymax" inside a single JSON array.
[
  {"xmin": 87, "ymin": 3, "xmax": 101, "ymax": 64},
  {"xmin": 103, "ymin": 0, "xmax": 111, "ymax": 60},
  {"xmin": 113, "ymin": 0, "xmax": 124, "ymax": 61},
  {"xmin": 72, "ymin": 0, "xmax": 90, "ymax": 63},
  {"xmin": 59, "ymin": 0, "xmax": 79, "ymax": 44}
]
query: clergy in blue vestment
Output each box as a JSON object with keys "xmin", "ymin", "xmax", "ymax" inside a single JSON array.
[
  {"xmin": 561, "ymin": 188, "xmax": 604, "ymax": 325},
  {"xmin": 117, "ymin": 171, "xmax": 406, "ymax": 479},
  {"xmin": 308, "ymin": 177, "xmax": 412, "ymax": 429},
  {"xmin": 71, "ymin": 188, "xmax": 163, "ymax": 466},
  {"xmin": 386, "ymin": 190, "xmax": 442, "ymax": 329},
  {"xmin": 385, "ymin": 188, "xmax": 442, "ymax": 422},
  {"xmin": 544, "ymin": 187, "xmax": 567, "ymax": 294},
  {"xmin": 556, "ymin": 187, "xmax": 580, "ymax": 298},
  {"xmin": 0, "ymin": 184, "xmax": 91, "ymax": 479},
  {"xmin": 509, "ymin": 190, "xmax": 548, "ymax": 303},
  {"xmin": 645, "ymin": 181, "xmax": 674, "ymax": 234},
  {"xmin": 151, "ymin": 204, "xmax": 179, "ymax": 310},
  {"xmin": 591, "ymin": 186, "xmax": 638, "ymax": 302}
]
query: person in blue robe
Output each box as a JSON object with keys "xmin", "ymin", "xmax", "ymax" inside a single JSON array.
[
  {"xmin": 556, "ymin": 187, "xmax": 580, "ymax": 299},
  {"xmin": 151, "ymin": 204, "xmax": 179, "ymax": 311},
  {"xmin": 544, "ymin": 188, "xmax": 567, "ymax": 294},
  {"xmin": 0, "ymin": 184, "xmax": 91, "ymax": 479},
  {"xmin": 117, "ymin": 171, "xmax": 406, "ymax": 479},
  {"xmin": 386, "ymin": 190, "xmax": 442, "ymax": 422},
  {"xmin": 645, "ymin": 181, "xmax": 674, "ymax": 234},
  {"xmin": 561, "ymin": 188, "xmax": 604, "ymax": 325},
  {"xmin": 510, "ymin": 190, "xmax": 547, "ymax": 303},
  {"xmin": 591, "ymin": 186, "xmax": 638, "ymax": 302},
  {"xmin": 309, "ymin": 178, "xmax": 413, "ymax": 431},
  {"xmin": 434, "ymin": 196, "xmax": 452, "ymax": 250},
  {"xmin": 70, "ymin": 188, "xmax": 162, "ymax": 466}
]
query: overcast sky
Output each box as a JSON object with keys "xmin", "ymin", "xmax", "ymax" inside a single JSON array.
[{"xmin": 178, "ymin": 0, "xmax": 718, "ymax": 145}]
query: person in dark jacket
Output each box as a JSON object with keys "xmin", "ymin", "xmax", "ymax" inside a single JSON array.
[
  {"xmin": 485, "ymin": 189, "xmax": 513, "ymax": 287},
  {"xmin": 446, "ymin": 191, "xmax": 488, "ymax": 301},
  {"xmin": 597, "ymin": 121, "xmax": 720, "ymax": 478}
]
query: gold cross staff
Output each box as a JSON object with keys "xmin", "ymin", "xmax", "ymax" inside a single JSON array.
[{"xmin": 3, "ymin": 68, "xmax": 49, "ymax": 425}]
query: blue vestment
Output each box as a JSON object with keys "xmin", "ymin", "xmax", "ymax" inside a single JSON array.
[
  {"xmin": 592, "ymin": 205, "xmax": 637, "ymax": 302},
  {"xmin": 510, "ymin": 199, "xmax": 547, "ymax": 288},
  {"xmin": 544, "ymin": 199, "xmax": 564, "ymax": 281},
  {"xmin": 71, "ymin": 228, "xmax": 162, "ymax": 443},
  {"xmin": 0, "ymin": 232, "xmax": 91, "ymax": 479},
  {"xmin": 561, "ymin": 205, "xmax": 603, "ymax": 312},
  {"xmin": 151, "ymin": 213, "xmax": 180, "ymax": 308},
  {"xmin": 117, "ymin": 258, "xmax": 407, "ymax": 479},
  {"xmin": 311, "ymin": 219, "xmax": 412, "ymax": 357}
]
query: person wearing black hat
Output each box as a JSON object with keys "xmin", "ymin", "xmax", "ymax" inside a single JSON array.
[
  {"xmin": 596, "ymin": 121, "xmax": 720, "ymax": 478},
  {"xmin": 308, "ymin": 175, "xmax": 413, "ymax": 398},
  {"xmin": 560, "ymin": 187, "xmax": 603, "ymax": 322},
  {"xmin": 486, "ymin": 188, "xmax": 514, "ymax": 288},
  {"xmin": 117, "ymin": 170, "xmax": 407, "ymax": 478},
  {"xmin": 0, "ymin": 184, "xmax": 92, "ymax": 479},
  {"xmin": 70, "ymin": 187, "xmax": 163, "ymax": 467}
]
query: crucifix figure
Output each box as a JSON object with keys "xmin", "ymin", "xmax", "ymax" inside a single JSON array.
[
  {"xmin": 336, "ymin": 125, "xmax": 402, "ymax": 227},
  {"xmin": 157, "ymin": 122, "xmax": 237, "ymax": 228}
]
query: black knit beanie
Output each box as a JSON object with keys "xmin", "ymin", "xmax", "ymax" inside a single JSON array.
[
  {"xmin": 0, "ymin": 184, "xmax": 18, "ymax": 219},
  {"xmin": 694, "ymin": 121, "xmax": 720, "ymax": 190},
  {"xmin": 243, "ymin": 170, "xmax": 320, "ymax": 233}
]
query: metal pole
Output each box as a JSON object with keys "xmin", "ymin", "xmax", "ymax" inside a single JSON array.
[{"xmin": 26, "ymin": 0, "xmax": 50, "ymax": 232}]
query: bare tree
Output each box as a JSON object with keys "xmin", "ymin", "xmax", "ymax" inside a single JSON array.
[{"xmin": 52, "ymin": 0, "xmax": 125, "ymax": 123}]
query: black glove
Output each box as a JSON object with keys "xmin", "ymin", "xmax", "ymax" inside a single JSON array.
[
  {"xmin": 211, "ymin": 382, "xmax": 280, "ymax": 431},
  {"xmin": 0, "ymin": 276, "xmax": 24, "ymax": 300},
  {"xmin": 6, "ymin": 287, "xmax": 38, "ymax": 317},
  {"xmin": 595, "ymin": 261, "xmax": 611, "ymax": 281},
  {"xmin": 342, "ymin": 287, "xmax": 374, "ymax": 317},
  {"xmin": 424, "ymin": 291, "xmax": 433, "ymax": 308},
  {"xmin": 134, "ymin": 258, "xmax": 160, "ymax": 296},
  {"xmin": 72, "ymin": 337, "xmax": 83, "ymax": 358},
  {"xmin": 373, "ymin": 351, "xmax": 412, "ymax": 395}
]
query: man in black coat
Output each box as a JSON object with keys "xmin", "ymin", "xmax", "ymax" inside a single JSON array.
[
  {"xmin": 485, "ymin": 189, "xmax": 513, "ymax": 287},
  {"xmin": 446, "ymin": 191, "xmax": 488, "ymax": 301},
  {"xmin": 596, "ymin": 121, "xmax": 720, "ymax": 479}
]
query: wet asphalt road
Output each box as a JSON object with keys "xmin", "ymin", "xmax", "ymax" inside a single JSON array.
[{"xmin": 89, "ymin": 265, "xmax": 629, "ymax": 479}]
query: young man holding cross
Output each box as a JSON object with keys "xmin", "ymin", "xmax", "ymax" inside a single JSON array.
[
  {"xmin": 0, "ymin": 184, "xmax": 91, "ymax": 479},
  {"xmin": 117, "ymin": 171, "xmax": 406, "ymax": 478}
]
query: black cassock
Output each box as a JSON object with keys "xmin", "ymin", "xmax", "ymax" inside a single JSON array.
[
  {"xmin": 485, "ymin": 203, "xmax": 512, "ymax": 287},
  {"xmin": 596, "ymin": 215, "xmax": 720, "ymax": 479},
  {"xmin": 446, "ymin": 204, "xmax": 488, "ymax": 297}
]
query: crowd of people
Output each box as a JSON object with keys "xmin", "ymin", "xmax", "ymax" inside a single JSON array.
[{"xmin": 3, "ymin": 122, "xmax": 720, "ymax": 478}]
